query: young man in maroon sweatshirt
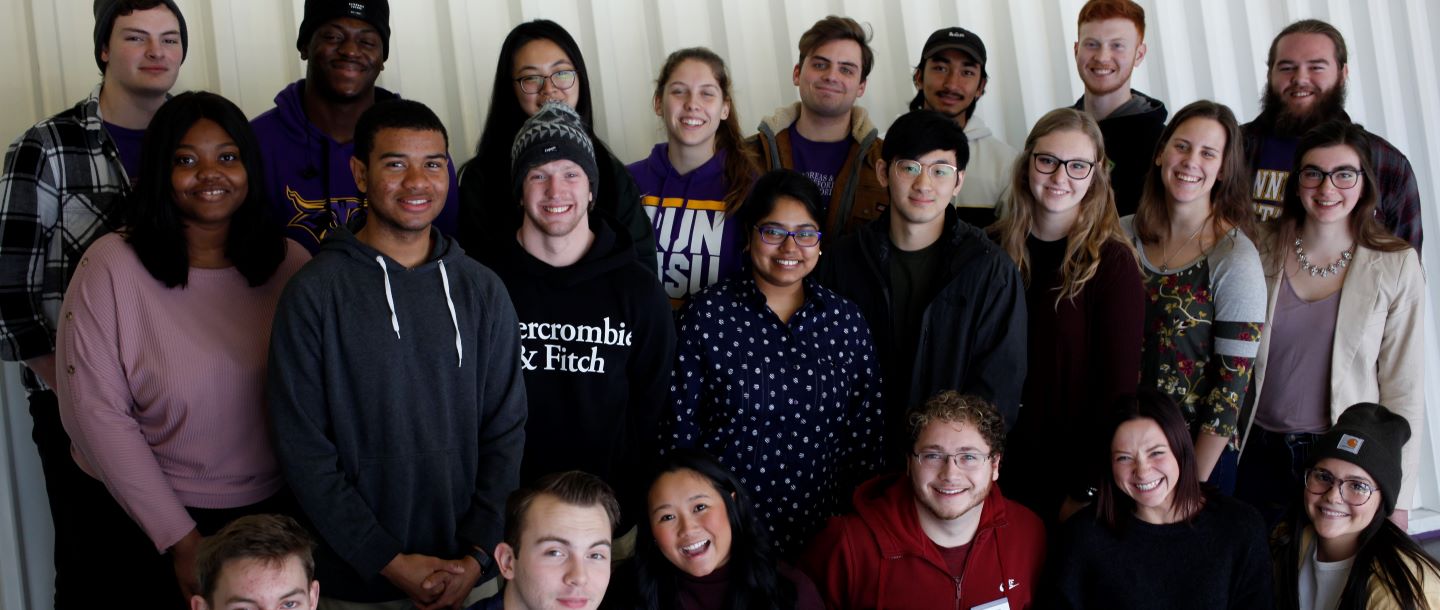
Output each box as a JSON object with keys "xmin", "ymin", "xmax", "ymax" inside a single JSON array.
[{"xmin": 802, "ymin": 391, "xmax": 1046, "ymax": 610}]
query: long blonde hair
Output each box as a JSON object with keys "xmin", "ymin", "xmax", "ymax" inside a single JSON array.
[{"xmin": 993, "ymin": 108, "xmax": 1135, "ymax": 306}]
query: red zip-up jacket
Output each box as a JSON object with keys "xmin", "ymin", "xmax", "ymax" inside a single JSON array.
[{"xmin": 801, "ymin": 474, "xmax": 1046, "ymax": 610}]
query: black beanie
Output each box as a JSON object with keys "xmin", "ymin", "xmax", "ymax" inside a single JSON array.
[
  {"xmin": 93, "ymin": 0, "xmax": 190, "ymax": 73},
  {"xmin": 510, "ymin": 101, "xmax": 599, "ymax": 203},
  {"xmin": 296, "ymin": 0, "xmax": 392, "ymax": 60},
  {"xmin": 1310, "ymin": 403, "xmax": 1411, "ymax": 516}
]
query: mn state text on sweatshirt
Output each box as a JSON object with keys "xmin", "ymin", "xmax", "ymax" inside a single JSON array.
[
  {"xmin": 477, "ymin": 215, "xmax": 674, "ymax": 531},
  {"xmin": 267, "ymin": 226, "xmax": 526, "ymax": 603},
  {"xmin": 251, "ymin": 80, "xmax": 459, "ymax": 252},
  {"xmin": 1072, "ymin": 90, "xmax": 1168, "ymax": 217},
  {"xmin": 627, "ymin": 143, "xmax": 747, "ymax": 307}
]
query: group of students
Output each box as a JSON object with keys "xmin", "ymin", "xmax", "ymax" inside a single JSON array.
[{"xmin": 1, "ymin": 0, "xmax": 1436, "ymax": 609}]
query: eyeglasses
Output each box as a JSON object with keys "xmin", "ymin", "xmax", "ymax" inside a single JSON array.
[
  {"xmin": 1298, "ymin": 166, "xmax": 1363, "ymax": 190},
  {"xmin": 1031, "ymin": 153, "xmax": 1096, "ymax": 180},
  {"xmin": 891, "ymin": 159, "xmax": 961, "ymax": 184},
  {"xmin": 1304, "ymin": 468, "xmax": 1376, "ymax": 506},
  {"xmin": 755, "ymin": 225, "xmax": 822, "ymax": 247},
  {"xmin": 911, "ymin": 450, "xmax": 993, "ymax": 471},
  {"xmin": 514, "ymin": 70, "xmax": 578, "ymax": 94}
]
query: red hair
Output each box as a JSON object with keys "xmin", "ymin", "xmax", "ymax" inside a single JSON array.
[{"xmin": 1077, "ymin": 0, "xmax": 1146, "ymax": 41}]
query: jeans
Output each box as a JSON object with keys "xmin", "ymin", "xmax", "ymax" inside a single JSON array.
[{"xmin": 1235, "ymin": 428, "xmax": 1321, "ymax": 527}]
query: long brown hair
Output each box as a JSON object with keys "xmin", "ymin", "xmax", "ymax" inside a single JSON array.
[
  {"xmin": 1268, "ymin": 120, "xmax": 1410, "ymax": 267},
  {"xmin": 1132, "ymin": 100, "xmax": 1254, "ymax": 245},
  {"xmin": 652, "ymin": 47, "xmax": 759, "ymax": 215},
  {"xmin": 1096, "ymin": 391, "xmax": 1208, "ymax": 530},
  {"xmin": 992, "ymin": 107, "xmax": 1135, "ymax": 305}
]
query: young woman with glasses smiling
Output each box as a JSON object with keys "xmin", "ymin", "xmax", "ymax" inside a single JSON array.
[
  {"xmin": 990, "ymin": 108, "xmax": 1145, "ymax": 524},
  {"xmin": 1238, "ymin": 121, "xmax": 1424, "ymax": 530},
  {"xmin": 1124, "ymin": 100, "xmax": 1266, "ymax": 495},
  {"xmin": 456, "ymin": 20, "xmax": 655, "ymax": 267},
  {"xmin": 1270, "ymin": 403, "xmax": 1439, "ymax": 609},
  {"xmin": 664, "ymin": 169, "xmax": 883, "ymax": 557}
]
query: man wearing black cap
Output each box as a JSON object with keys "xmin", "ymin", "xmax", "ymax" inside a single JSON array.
[
  {"xmin": 475, "ymin": 102, "xmax": 673, "ymax": 556},
  {"xmin": 251, "ymin": 0, "xmax": 460, "ymax": 254},
  {"xmin": 909, "ymin": 26, "xmax": 1016, "ymax": 228},
  {"xmin": 0, "ymin": 1, "xmax": 187, "ymax": 606}
]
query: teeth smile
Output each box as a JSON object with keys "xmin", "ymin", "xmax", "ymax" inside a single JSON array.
[
  {"xmin": 776, "ymin": 259, "xmax": 800, "ymax": 267},
  {"xmin": 1135, "ymin": 479, "xmax": 1162, "ymax": 491},
  {"xmin": 544, "ymin": 205, "xmax": 571, "ymax": 213},
  {"xmin": 681, "ymin": 118, "xmax": 704, "ymax": 126},
  {"xmin": 1175, "ymin": 174, "xmax": 1202, "ymax": 183}
]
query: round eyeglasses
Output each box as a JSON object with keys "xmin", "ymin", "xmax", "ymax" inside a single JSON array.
[
  {"xmin": 1304, "ymin": 468, "xmax": 1376, "ymax": 506},
  {"xmin": 1031, "ymin": 153, "xmax": 1096, "ymax": 180},
  {"xmin": 514, "ymin": 70, "xmax": 578, "ymax": 94},
  {"xmin": 755, "ymin": 225, "xmax": 822, "ymax": 247},
  {"xmin": 1297, "ymin": 166, "xmax": 1363, "ymax": 190},
  {"xmin": 892, "ymin": 159, "xmax": 960, "ymax": 184}
]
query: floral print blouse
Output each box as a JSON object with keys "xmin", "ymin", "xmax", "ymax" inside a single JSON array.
[{"xmin": 1124, "ymin": 219, "xmax": 1267, "ymax": 440}]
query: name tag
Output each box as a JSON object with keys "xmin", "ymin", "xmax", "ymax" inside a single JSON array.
[{"xmin": 972, "ymin": 598, "xmax": 1010, "ymax": 610}]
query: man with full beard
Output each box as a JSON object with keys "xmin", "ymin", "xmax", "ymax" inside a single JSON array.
[
  {"xmin": 1244, "ymin": 19, "xmax": 1421, "ymax": 248},
  {"xmin": 251, "ymin": 0, "xmax": 458, "ymax": 252}
]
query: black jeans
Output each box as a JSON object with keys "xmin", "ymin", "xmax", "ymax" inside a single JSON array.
[
  {"xmin": 1235, "ymin": 428, "xmax": 1321, "ymax": 527},
  {"xmin": 27, "ymin": 389, "xmax": 173, "ymax": 609}
]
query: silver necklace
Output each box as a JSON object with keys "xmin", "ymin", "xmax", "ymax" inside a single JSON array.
[
  {"xmin": 1294, "ymin": 239, "xmax": 1353, "ymax": 277},
  {"xmin": 1159, "ymin": 217, "xmax": 1209, "ymax": 273}
]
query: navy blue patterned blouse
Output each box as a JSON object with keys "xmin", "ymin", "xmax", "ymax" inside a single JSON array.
[{"xmin": 667, "ymin": 275, "xmax": 884, "ymax": 556}]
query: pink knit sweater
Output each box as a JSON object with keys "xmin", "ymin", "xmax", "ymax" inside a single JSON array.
[{"xmin": 56, "ymin": 233, "xmax": 309, "ymax": 553}]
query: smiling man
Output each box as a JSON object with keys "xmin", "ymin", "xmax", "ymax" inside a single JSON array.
[
  {"xmin": 0, "ymin": 1, "xmax": 187, "ymax": 606},
  {"xmin": 1069, "ymin": 0, "xmax": 1167, "ymax": 217},
  {"xmin": 802, "ymin": 392, "xmax": 1045, "ymax": 610},
  {"xmin": 749, "ymin": 15, "xmax": 887, "ymax": 242},
  {"xmin": 1243, "ymin": 19, "xmax": 1421, "ymax": 249},
  {"xmin": 815, "ymin": 110, "xmax": 1026, "ymax": 452},
  {"xmin": 252, "ymin": 0, "xmax": 458, "ymax": 252},
  {"xmin": 268, "ymin": 99, "xmax": 526, "ymax": 608},
  {"xmin": 909, "ymin": 27, "xmax": 1016, "ymax": 227},
  {"xmin": 476, "ymin": 101, "xmax": 672, "ymax": 554},
  {"xmin": 467, "ymin": 471, "xmax": 620, "ymax": 610}
]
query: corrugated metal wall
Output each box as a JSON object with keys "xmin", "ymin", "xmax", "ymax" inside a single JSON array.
[{"xmin": 3, "ymin": 1, "xmax": 1439, "ymax": 606}]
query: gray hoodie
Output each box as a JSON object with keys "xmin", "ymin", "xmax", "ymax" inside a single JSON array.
[{"xmin": 268, "ymin": 225, "xmax": 526, "ymax": 602}]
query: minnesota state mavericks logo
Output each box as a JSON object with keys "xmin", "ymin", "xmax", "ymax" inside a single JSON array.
[{"xmin": 286, "ymin": 186, "xmax": 365, "ymax": 244}]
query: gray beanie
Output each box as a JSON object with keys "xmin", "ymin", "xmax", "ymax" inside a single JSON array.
[
  {"xmin": 1310, "ymin": 403, "xmax": 1411, "ymax": 516},
  {"xmin": 510, "ymin": 101, "xmax": 599, "ymax": 202},
  {"xmin": 94, "ymin": 0, "xmax": 190, "ymax": 73}
]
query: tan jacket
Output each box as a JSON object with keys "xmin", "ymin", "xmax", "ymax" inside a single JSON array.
[
  {"xmin": 1243, "ymin": 237, "xmax": 1426, "ymax": 509},
  {"xmin": 747, "ymin": 102, "xmax": 887, "ymax": 243},
  {"xmin": 1291, "ymin": 526, "xmax": 1440, "ymax": 609}
]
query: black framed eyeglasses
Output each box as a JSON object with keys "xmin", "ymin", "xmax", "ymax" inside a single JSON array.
[
  {"xmin": 756, "ymin": 225, "xmax": 822, "ymax": 247},
  {"xmin": 1304, "ymin": 468, "xmax": 1376, "ymax": 506},
  {"xmin": 1031, "ymin": 153, "xmax": 1096, "ymax": 180},
  {"xmin": 1297, "ymin": 166, "xmax": 1363, "ymax": 190},
  {"xmin": 514, "ymin": 70, "xmax": 578, "ymax": 94},
  {"xmin": 911, "ymin": 450, "xmax": 993, "ymax": 471}
]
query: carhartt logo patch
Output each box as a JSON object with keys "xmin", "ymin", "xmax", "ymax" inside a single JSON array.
[{"xmin": 1338, "ymin": 434, "xmax": 1364, "ymax": 454}]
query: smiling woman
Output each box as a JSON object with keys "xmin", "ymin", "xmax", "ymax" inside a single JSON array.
[{"xmin": 52, "ymin": 91, "xmax": 310, "ymax": 606}]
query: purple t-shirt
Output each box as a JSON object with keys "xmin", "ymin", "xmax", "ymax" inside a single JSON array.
[
  {"xmin": 788, "ymin": 126, "xmax": 851, "ymax": 200},
  {"xmin": 1250, "ymin": 135, "xmax": 1297, "ymax": 224},
  {"xmin": 104, "ymin": 121, "xmax": 146, "ymax": 186}
]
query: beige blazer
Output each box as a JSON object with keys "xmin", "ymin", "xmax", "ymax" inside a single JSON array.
[{"xmin": 1243, "ymin": 239, "xmax": 1426, "ymax": 509}]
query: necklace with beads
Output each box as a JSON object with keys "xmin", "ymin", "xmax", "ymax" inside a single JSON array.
[{"xmin": 1294, "ymin": 239, "xmax": 1354, "ymax": 277}]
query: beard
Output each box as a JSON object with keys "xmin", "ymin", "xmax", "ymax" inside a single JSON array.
[{"xmin": 1258, "ymin": 79, "xmax": 1348, "ymax": 137}]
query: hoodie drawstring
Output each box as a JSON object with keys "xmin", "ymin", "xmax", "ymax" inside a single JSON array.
[
  {"xmin": 438, "ymin": 260, "xmax": 463, "ymax": 368},
  {"xmin": 376, "ymin": 256, "xmax": 401, "ymax": 339}
]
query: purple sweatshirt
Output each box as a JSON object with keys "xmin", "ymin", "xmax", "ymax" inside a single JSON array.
[
  {"xmin": 627, "ymin": 144, "xmax": 746, "ymax": 306},
  {"xmin": 250, "ymin": 80, "xmax": 458, "ymax": 252}
]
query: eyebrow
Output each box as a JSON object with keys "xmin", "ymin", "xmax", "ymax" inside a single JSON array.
[
  {"xmin": 228, "ymin": 588, "xmax": 306, "ymax": 604},
  {"xmin": 120, "ymin": 26, "xmax": 182, "ymax": 37},
  {"xmin": 378, "ymin": 152, "xmax": 448, "ymax": 160},
  {"xmin": 651, "ymin": 493, "xmax": 712, "ymax": 515},
  {"xmin": 918, "ymin": 444, "xmax": 986, "ymax": 452},
  {"xmin": 516, "ymin": 59, "xmax": 574, "ymax": 73},
  {"xmin": 760, "ymin": 221, "xmax": 819, "ymax": 230},
  {"xmin": 811, "ymin": 54, "xmax": 860, "ymax": 69}
]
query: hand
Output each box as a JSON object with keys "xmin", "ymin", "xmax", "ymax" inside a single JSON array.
[
  {"xmin": 23, "ymin": 353, "xmax": 59, "ymax": 390},
  {"xmin": 170, "ymin": 529, "xmax": 204, "ymax": 602},
  {"xmin": 381, "ymin": 554, "xmax": 459, "ymax": 606},
  {"xmin": 1391, "ymin": 508, "xmax": 1409, "ymax": 531},
  {"xmin": 418, "ymin": 555, "xmax": 481, "ymax": 610}
]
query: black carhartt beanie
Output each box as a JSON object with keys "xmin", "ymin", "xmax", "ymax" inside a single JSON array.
[
  {"xmin": 1310, "ymin": 403, "xmax": 1411, "ymax": 516},
  {"xmin": 93, "ymin": 0, "xmax": 190, "ymax": 73},
  {"xmin": 296, "ymin": 0, "xmax": 392, "ymax": 60}
]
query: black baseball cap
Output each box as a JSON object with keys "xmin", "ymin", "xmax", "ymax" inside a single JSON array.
[{"xmin": 921, "ymin": 27, "xmax": 987, "ymax": 75}]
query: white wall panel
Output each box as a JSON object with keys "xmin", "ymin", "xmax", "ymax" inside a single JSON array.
[{"xmin": 3, "ymin": 1, "xmax": 1440, "ymax": 606}]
